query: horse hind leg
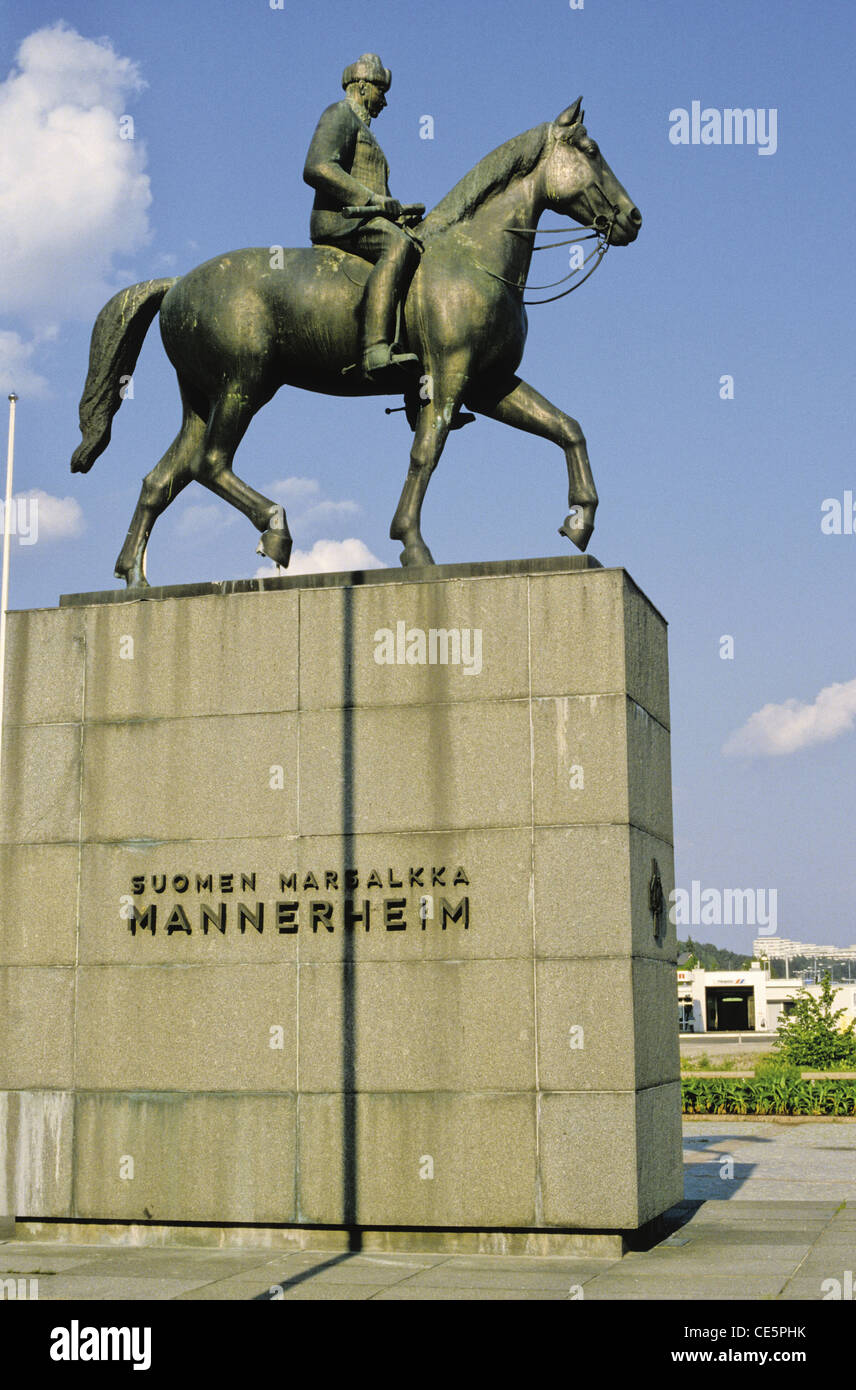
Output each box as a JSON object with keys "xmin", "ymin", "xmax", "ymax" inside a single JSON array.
[
  {"xmin": 115, "ymin": 386, "xmax": 205, "ymax": 587},
  {"xmin": 195, "ymin": 383, "xmax": 292, "ymax": 568}
]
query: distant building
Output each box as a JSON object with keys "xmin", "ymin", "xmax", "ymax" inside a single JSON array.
[
  {"xmin": 677, "ymin": 963, "xmax": 856, "ymax": 1034},
  {"xmin": 752, "ymin": 936, "xmax": 856, "ymax": 967}
]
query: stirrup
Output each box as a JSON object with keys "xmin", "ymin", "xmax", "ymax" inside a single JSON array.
[{"xmin": 362, "ymin": 344, "xmax": 420, "ymax": 380}]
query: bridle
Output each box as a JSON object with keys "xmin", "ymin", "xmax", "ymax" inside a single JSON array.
[{"xmin": 481, "ymin": 181, "xmax": 621, "ymax": 305}]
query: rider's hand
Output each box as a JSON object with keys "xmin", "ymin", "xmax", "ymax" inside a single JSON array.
[{"xmin": 373, "ymin": 195, "xmax": 402, "ymax": 220}]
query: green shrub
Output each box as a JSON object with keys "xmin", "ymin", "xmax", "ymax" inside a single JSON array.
[{"xmin": 774, "ymin": 975, "xmax": 856, "ymax": 1069}]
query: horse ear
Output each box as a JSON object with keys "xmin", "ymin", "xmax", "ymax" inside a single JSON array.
[{"xmin": 556, "ymin": 97, "xmax": 583, "ymax": 127}]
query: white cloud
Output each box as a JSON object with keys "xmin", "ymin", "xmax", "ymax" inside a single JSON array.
[
  {"xmin": 723, "ymin": 678, "xmax": 856, "ymax": 757},
  {"xmin": 270, "ymin": 477, "xmax": 321, "ymax": 502},
  {"xmin": 0, "ymin": 331, "xmax": 49, "ymax": 395},
  {"xmin": 0, "ymin": 23, "xmax": 152, "ymax": 323},
  {"xmin": 26, "ymin": 489, "xmax": 85, "ymax": 539},
  {"xmin": 268, "ymin": 477, "xmax": 361, "ymax": 532},
  {"xmin": 301, "ymin": 499, "xmax": 361, "ymax": 526},
  {"xmin": 172, "ymin": 502, "xmax": 230, "ymax": 537},
  {"xmin": 2, "ymin": 489, "xmax": 85, "ymax": 542},
  {"xmin": 255, "ymin": 538, "xmax": 385, "ymax": 577}
]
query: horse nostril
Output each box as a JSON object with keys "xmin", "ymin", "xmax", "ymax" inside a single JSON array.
[{"xmin": 630, "ymin": 207, "xmax": 642, "ymax": 226}]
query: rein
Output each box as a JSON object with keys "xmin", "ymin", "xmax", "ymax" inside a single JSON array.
[{"xmin": 475, "ymin": 190, "xmax": 618, "ymax": 305}]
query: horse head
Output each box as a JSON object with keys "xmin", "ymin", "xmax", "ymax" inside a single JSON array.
[{"xmin": 541, "ymin": 97, "xmax": 642, "ymax": 246}]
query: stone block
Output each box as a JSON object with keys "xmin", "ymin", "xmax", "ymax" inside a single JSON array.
[
  {"xmin": 298, "ymin": 701, "xmax": 531, "ymax": 836},
  {"xmin": 298, "ymin": 575, "xmax": 528, "ymax": 708},
  {"xmin": 298, "ymin": 1092, "xmax": 536, "ymax": 1227},
  {"xmin": 3, "ymin": 608, "xmax": 85, "ymax": 726},
  {"xmin": 80, "ymin": 713, "xmax": 298, "ymax": 842},
  {"xmin": 82, "ymin": 590, "xmax": 299, "ymax": 722},
  {"xmin": 626, "ymin": 698, "xmax": 673, "ymax": 843},
  {"xmin": 622, "ymin": 576, "xmax": 670, "ymax": 729},
  {"xmin": 531, "ymin": 692, "xmax": 629, "ymax": 827},
  {"xmin": 532, "ymin": 824, "xmax": 675, "ymax": 960},
  {"xmin": 536, "ymin": 958, "xmax": 680, "ymax": 1092},
  {"xmin": 0, "ymin": 844, "xmax": 78, "ymax": 965},
  {"xmin": 0, "ymin": 723, "xmax": 81, "ymax": 845},
  {"xmin": 533, "ymin": 824, "xmax": 633, "ymax": 958},
  {"xmin": 75, "ymin": 965, "xmax": 297, "ymax": 1092},
  {"xmin": 629, "ymin": 825, "xmax": 676, "ymax": 959},
  {"xmin": 539, "ymin": 1092, "xmax": 640, "ymax": 1228},
  {"xmin": 73, "ymin": 1093, "xmax": 297, "ymax": 1223},
  {"xmin": 532, "ymin": 694, "xmax": 671, "ymax": 841},
  {"xmin": 529, "ymin": 570, "xmax": 669, "ymax": 728},
  {"xmin": 0, "ymin": 968, "xmax": 75, "ymax": 1088},
  {"xmin": 0, "ymin": 1090, "xmax": 74, "ymax": 1218},
  {"xmin": 635, "ymin": 1082, "xmax": 685, "ymax": 1224},
  {"xmin": 539, "ymin": 1084, "xmax": 683, "ymax": 1227},
  {"xmin": 298, "ymin": 960, "xmax": 535, "ymax": 1092},
  {"xmin": 529, "ymin": 569, "xmax": 626, "ymax": 700}
]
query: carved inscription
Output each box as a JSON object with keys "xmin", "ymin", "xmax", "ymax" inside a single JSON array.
[{"xmin": 125, "ymin": 866, "xmax": 471, "ymax": 937}]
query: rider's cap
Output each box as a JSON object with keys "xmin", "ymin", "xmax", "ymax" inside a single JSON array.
[{"xmin": 342, "ymin": 54, "xmax": 391, "ymax": 92}]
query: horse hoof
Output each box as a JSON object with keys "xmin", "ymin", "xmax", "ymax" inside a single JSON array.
[
  {"xmin": 559, "ymin": 507, "xmax": 595, "ymax": 553},
  {"xmin": 257, "ymin": 527, "xmax": 293, "ymax": 568},
  {"xmin": 114, "ymin": 565, "xmax": 149, "ymax": 590},
  {"xmin": 399, "ymin": 542, "xmax": 435, "ymax": 567}
]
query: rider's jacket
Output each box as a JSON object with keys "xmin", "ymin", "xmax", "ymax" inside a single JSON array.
[{"xmin": 304, "ymin": 100, "xmax": 391, "ymax": 244}]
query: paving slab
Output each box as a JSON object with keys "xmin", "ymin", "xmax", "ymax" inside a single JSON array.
[
  {"xmin": 32, "ymin": 1275, "xmax": 212, "ymax": 1301},
  {"xmin": 778, "ymin": 1277, "xmax": 853, "ymax": 1301},
  {"xmin": 387, "ymin": 1266, "xmax": 588, "ymax": 1291},
  {"xmin": 372, "ymin": 1285, "xmax": 573, "ymax": 1300},
  {"xmin": 0, "ymin": 1251, "xmax": 99, "ymax": 1274},
  {"xmin": 257, "ymin": 1283, "xmax": 388, "ymax": 1302},
  {"xmin": 33, "ymin": 1251, "xmax": 273, "ymax": 1280},
  {"xmin": 580, "ymin": 1275, "xmax": 792, "ymax": 1300},
  {"xmin": 263, "ymin": 1261, "xmax": 437, "ymax": 1287}
]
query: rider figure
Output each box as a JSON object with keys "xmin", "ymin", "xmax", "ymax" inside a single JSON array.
[{"xmin": 303, "ymin": 53, "xmax": 421, "ymax": 381}]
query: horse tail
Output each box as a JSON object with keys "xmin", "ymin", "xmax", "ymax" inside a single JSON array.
[{"xmin": 70, "ymin": 277, "xmax": 179, "ymax": 474}]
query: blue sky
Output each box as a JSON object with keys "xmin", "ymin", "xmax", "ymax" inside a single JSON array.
[{"xmin": 1, "ymin": 0, "xmax": 855, "ymax": 951}]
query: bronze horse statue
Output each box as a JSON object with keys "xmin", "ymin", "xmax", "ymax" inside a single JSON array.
[{"xmin": 71, "ymin": 99, "xmax": 641, "ymax": 585}]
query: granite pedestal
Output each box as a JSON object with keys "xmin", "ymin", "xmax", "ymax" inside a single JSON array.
[{"xmin": 0, "ymin": 555, "xmax": 682, "ymax": 1249}]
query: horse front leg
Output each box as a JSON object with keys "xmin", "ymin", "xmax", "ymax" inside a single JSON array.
[
  {"xmin": 390, "ymin": 368, "xmax": 466, "ymax": 566},
  {"xmin": 467, "ymin": 375, "xmax": 599, "ymax": 551}
]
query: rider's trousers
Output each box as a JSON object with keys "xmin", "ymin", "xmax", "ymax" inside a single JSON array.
[{"xmin": 314, "ymin": 218, "xmax": 420, "ymax": 355}]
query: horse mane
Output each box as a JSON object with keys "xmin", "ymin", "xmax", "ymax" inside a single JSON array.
[{"xmin": 421, "ymin": 123, "xmax": 550, "ymax": 237}]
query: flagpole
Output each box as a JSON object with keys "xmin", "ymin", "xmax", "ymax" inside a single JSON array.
[{"xmin": 0, "ymin": 392, "xmax": 18, "ymax": 795}]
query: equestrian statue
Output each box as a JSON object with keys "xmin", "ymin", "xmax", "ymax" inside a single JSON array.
[{"xmin": 70, "ymin": 54, "xmax": 642, "ymax": 586}]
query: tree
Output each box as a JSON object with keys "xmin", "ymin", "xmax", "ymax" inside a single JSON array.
[
  {"xmin": 676, "ymin": 937, "xmax": 747, "ymax": 971},
  {"xmin": 774, "ymin": 974, "xmax": 856, "ymax": 1068}
]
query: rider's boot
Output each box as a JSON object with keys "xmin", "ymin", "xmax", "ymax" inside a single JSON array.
[{"xmin": 360, "ymin": 234, "xmax": 421, "ymax": 381}]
